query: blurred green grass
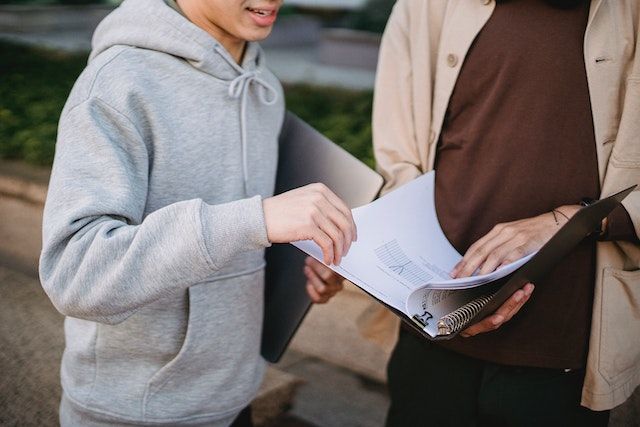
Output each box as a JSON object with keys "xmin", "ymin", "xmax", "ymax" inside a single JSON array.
[{"xmin": 0, "ymin": 41, "xmax": 374, "ymax": 168}]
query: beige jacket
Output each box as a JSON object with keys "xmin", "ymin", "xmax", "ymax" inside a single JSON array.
[{"xmin": 369, "ymin": 0, "xmax": 640, "ymax": 411}]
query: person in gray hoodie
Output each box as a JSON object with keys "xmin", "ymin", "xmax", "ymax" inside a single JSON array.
[{"xmin": 39, "ymin": 0, "xmax": 356, "ymax": 425}]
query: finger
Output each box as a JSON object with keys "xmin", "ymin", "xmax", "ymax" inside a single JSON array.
[
  {"xmin": 318, "ymin": 186, "xmax": 358, "ymax": 249},
  {"xmin": 496, "ymin": 289, "xmax": 527, "ymax": 318},
  {"xmin": 306, "ymin": 283, "xmax": 329, "ymax": 304},
  {"xmin": 319, "ymin": 198, "xmax": 354, "ymax": 257},
  {"xmin": 462, "ymin": 315, "xmax": 503, "ymax": 336},
  {"xmin": 451, "ymin": 224, "xmax": 513, "ymax": 277},
  {"xmin": 312, "ymin": 209, "xmax": 344, "ymax": 265},
  {"xmin": 523, "ymin": 282, "xmax": 535, "ymax": 296},
  {"xmin": 453, "ymin": 232, "xmax": 509, "ymax": 278},
  {"xmin": 462, "ymin": 284, "xmax": 535, "ymax": 337},
  {"xmin": 478, "ymin": 244, "xmax": 527, "ymax": 276},
  {"xmin": 497, "ymin": 284, "xmax": 535, "ymax": 323},
  {"xmin": 311, "ymin": 229, "xmax": 334, "ymax": 265},
  {"xmin": 505, "ymin": 283, "xmax": 535, "ymax": 315},
  {"xmin": 312, "ymin": 194, "xmax": 350, "ymax": 260},
  {"xmin": 493, "ymin": 248, "xmax": 531, "ymax": 272},
  {"xmin": 306, "ymin": 266, "xmax": 343, "ymax": 297},
  {"xmin": 332, "ymin": 279, "xmax": 345, "ymax": 292},
  {"xmin": 462, "ymin": 313, "xmax": 505, "ymax": 337},
  {"xmin": 304, "ymin": 265, "xmax": 327, "ymax": 294},
  {"xmin": 322, "ymin": 279, "xmax": 343, "ymax": 296},
  {"xmin": 319, "ymin": 186, "xmax": 357, "ymax": 241},
  {"xmin": 323, "ymin": 199, "xmax": 356, "ymax": 255},
  {"xmin": 306, "ymin": 256, "xmax": 336, "ymax": 283}
]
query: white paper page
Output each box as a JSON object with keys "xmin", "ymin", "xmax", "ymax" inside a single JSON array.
[
  {"xmin": 294, "ymin": 172, "xmax": 460, "ymax": 314},
  {"xmin": 294, "ymin": 239, "xmax": 407, "ymax": 310},
  {"xmin": 424, "ymin": 252, "xmax": 535, "ymax": 289},
  {"xmin": 292, "ymin": 171, "xmax": 533, "ymax": 315}
]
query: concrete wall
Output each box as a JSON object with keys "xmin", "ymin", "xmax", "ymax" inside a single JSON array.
[
  {"xmin": 318, "ymin": 28, "xmax": 380, "ymax": 71},
  {"xmin": 261, "ymin": 15, "xmax": 322, "ymax": 48},
  {"xmin": 286, "ymin": 0, "xmax": 366, "ymax": 11}
]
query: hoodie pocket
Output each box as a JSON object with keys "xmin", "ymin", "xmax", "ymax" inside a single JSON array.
[
  {"xmin": 141, "ymin": 293, "xmax": 194, "ymax": 416},
  {"xmin": 142, "ymin": 271, "xmax": 265, "ymax": 422}
]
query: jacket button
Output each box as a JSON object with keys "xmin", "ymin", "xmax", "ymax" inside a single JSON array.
[{"xmin": 446, "ymin": 54, "xmax": 458, "ymax": 68}]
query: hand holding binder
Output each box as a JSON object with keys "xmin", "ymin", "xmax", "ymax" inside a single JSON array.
[
  {"xmin": 292, "ymin": 171, "xmax": 636, "ymax": 340},
  {"xmin": 451, "ymin": 204, "xmax": 582, "ymax": 336},
  {"xmin": 457, "ymin": 283, "xmax": 534, "ymax": 338},
  {"xmin": 451, "ymin": 205, "xmax": 581, "ymax": 278}
]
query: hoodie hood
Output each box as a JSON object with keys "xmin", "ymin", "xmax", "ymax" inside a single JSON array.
[{"xmin": 90, "ymin": 0, "xmax": 263, "ymax": 81}]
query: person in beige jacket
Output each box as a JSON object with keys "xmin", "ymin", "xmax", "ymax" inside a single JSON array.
[{"xmin": 369, "ymin": 0, "xmax": 639, "ymax": 425}]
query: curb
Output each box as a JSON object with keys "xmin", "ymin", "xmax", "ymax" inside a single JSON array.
[
  {"xmin": 0, "ymin": 160, "xmax": 49, "ymax": 205},
  {"xmin": 0, "ymin": 174, "xmax": 47, "ymax": 205}
]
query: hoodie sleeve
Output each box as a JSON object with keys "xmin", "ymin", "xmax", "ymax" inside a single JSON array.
[{"xmin": 39, "ymin": 97, "xmax": 270, "ymax": 325}]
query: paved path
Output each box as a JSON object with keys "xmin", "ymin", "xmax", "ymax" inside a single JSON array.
[{"xmin": 0, "ymin": 265, "xmax": 64, "ymax": 426}]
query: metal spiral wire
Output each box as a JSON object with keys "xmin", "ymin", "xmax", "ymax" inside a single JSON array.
[{"xmin": 437, "ymin": 292, "xmax": 497, "ymax": 336}]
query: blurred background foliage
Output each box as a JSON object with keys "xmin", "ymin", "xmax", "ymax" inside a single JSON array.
[
  {"xmin": 342, "ymin": 0, "xmax": 395, "ymax": 33},
  {"xmin": 0, "ymin": 42, "xmax": 86, "ymax": 164},
  {"xmin": 0, "ymin": 41, "xmax": 374, "ymax": 167}
]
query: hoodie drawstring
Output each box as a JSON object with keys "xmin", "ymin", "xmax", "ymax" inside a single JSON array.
[{"xmin": 228, "ymin": 70, "xmax": 278, "ymax": 195}]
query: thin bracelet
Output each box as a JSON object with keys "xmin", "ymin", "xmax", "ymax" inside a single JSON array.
[
  {"xmin": 553, "ymin": 208, "xmax": 570, "ymax": 222},
  {"xmin": 551, "ymin": 210, "xmax": 559, "ymax": 226}
]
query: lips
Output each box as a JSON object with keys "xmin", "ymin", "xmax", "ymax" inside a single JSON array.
[
  {"xmin": 247, "ymin": 7, "xmax": 274, "ymax": 16},
  {"xmin": 246, "ymin": 5, "xmax": 278, "ymax": 27}
]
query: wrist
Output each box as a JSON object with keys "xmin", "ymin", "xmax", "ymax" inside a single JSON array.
[
  {"xmin": 556, "ymin": 205, "xmax": 581, "ymax": 219},
  {"xmin": 261, "ymin": 197, "xmax": 275, "ymax": 243},
  {"xmin": 550, "ymin": 205, "xmax": 580, "ymax": 227}
]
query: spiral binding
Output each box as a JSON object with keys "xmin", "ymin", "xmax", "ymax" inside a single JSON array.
[{"xmin": 437, "ymin": 292, "xmax": 497, "ymax": 336}]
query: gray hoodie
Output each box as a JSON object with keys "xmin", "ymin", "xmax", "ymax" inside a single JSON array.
[{"xmin": 39, "ymin": 0, "xmax": 284, "ymax": 424}]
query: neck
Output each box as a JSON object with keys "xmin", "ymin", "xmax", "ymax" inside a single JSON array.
[{"xmin": 176, "ymin": 0, "xmax": 246, "ymax": 64}]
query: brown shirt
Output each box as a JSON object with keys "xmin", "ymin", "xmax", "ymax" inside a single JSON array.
[{"xmin": 434, "ymin": 0, "xmax": 598, "ymax": 369}]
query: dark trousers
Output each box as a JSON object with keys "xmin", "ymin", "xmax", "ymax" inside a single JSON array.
[
  {"xmin": 231, "ymin": 406, "xmax": 253, "ymax": 427},
  {"xmin": 385, "ymin": 329, "xmax": 610, "ymax": 427}
]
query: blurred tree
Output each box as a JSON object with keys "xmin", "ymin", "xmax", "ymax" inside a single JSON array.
[
  {"xmin": 0, "ymin": 42, "xmax": 375, "ymax": 168},
  {"xmin": 346, "ymin": 0, "xmax": 396, "ymax": 33}
]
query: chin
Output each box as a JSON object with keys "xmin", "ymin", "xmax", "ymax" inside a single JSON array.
[{"xmin": 242, "ymin": 27, "xmax": 274, "ymax": 42}]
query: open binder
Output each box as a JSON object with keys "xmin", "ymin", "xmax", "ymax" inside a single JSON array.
[
  {"xmin": 261, "ymin": 112, "xmax": 636, "ymax": 357},
  {"xmin": 402, "ymin": 184, "xmax": 636, "ymax": 340},
  {"xmin": 292, "ymin": 170, "xmax": 636, "ymax": 341}
]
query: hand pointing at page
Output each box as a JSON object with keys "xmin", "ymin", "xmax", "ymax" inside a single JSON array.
[
  {"xmin": 454, "ymin": 205, "xmax": 581, "ymax": 337},
  {"xmin": 450, "ymin": 205, "xmax": 581, "ymax": 278}
]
